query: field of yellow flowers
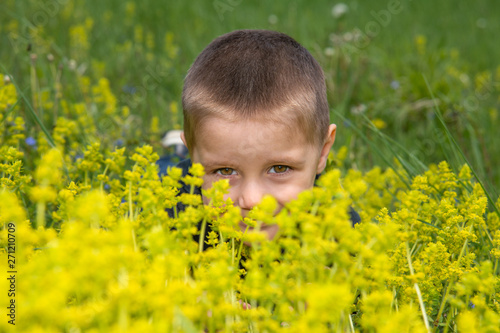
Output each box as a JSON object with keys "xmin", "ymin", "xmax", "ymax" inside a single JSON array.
[
  {"xmin": 2, "ymin": 0, "xmax": 500, "ymax": 332},
  {"xmin": 1, "ymin": 72, "xmax": 500, "ymax": 331}
]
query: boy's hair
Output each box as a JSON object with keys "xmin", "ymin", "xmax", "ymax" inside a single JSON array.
[{"xmin": 182, "ymin": 29, "xmax": 329, "ymax": 152}]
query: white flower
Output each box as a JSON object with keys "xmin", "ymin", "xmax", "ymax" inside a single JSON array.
[
  {"xmin": 324, "ymin": 47, "xmax": 335, "ymax": 56},
  {"xmin": 332, "ymin": 3, "xmax": 349, "ymax": 19},
  {"xmin": 350, "ymin": 104, "xmax": 367, "ymax": 115},
  {"xmin": 459, "ymin": 73, "xmax": 470, "ymax": 86},
  {"xmin": 343, "ymin": 32, "xmax": 353, "ymax": 42},
  {"xmin": 68, "ymin": 59, "xmax": 77, "ymax": 71},
  {"xmin": 329, "ymin": 33, "xmax": 342, "ymax": 43},
  {"xmin": 268, "ymin": 14, "xmax": 278, "ymax": 25}
]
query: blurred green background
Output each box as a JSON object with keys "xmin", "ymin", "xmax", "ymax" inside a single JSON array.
[{"xmin": 1, "ymin": 0, "xmax": 499, "ymax": 196}]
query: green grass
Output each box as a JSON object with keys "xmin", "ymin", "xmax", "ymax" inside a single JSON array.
[{"xmin": 1, "ymin": 0, "xmax": 499, "ymax": 196}]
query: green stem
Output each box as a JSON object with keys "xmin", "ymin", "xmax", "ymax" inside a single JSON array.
[
  {"xmin": 231, "ymin": 237, "xmax": 235, "ymax": 267},
  {"xmin": 131, "ymin": 228, "xmax": 137, "ymax": 252},
  {"xmin": 434, "ymin": 222, "xmax": 473, "ymax": 328},
  {"xmin": 442, "ymin": 305, "xmax": 454, "ymax": 333},
  {"xmin": 36, "ymin": 201, "xmax": 45, "ymax": 229},
  {"xmin": 235, "ymin": 226, "xmax": 248, "ymax": 268},
  {"xmin": 128, "ymin": 181, "xmax": 133, "ymax": 221},
  {"xmin": 30, "ymin": 58, "xmax": 38, "ymax": 116},
  {"xmin": 198, "ymin": 217, "xmax": 207, "ymax": 253},
  {"xmin": 99, "ymin": 165, "xmax": 109, "ymax": 192},
  {"xmin": 348, "ymin": 313, "xmax": 355, "ymax": 333},
  {"xmin": 51, "ymin": 61, "xmax": 61, "ymax": 126},
  {"xmin": 406, "ymin": 242, "xmax": 430, "ymax": 332},
  {"xmin": 433, "ymin": 282, "xmax": 450, "ymax": 330}
]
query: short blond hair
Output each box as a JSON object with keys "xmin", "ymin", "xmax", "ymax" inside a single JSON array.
[{"xmin": 182, "ymin": 30, "xmax": 329, "ymax": 152}]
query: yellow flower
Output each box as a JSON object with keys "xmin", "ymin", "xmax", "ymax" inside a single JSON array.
[
  {"xmin": 372, "ymin": 118, "xmax": 387, "ymax": 129},
  {"xmin": 189, "ymin": 163, "xmax": 205, "ymax": 178},
  {"xmin": 35, "ymin": 148, "xmax": 64, "ymax": 186},
  {"xmin": 457, "ymin": 310, "xmax": 480, "ymax": 332},
  {"xmin": 415, "ymin": 34, "xmax": 427, "ymax": 55},
  {"xmin": 0, "ymin": 74, "xmax": 18, "ymax": 112},
  {"xmin": 0, "ymin": 191, "xmax": 26, "ymax": 225},
  {"xmin": 165, "ymin": 31, "xmax": 179, "ymax": 59}
]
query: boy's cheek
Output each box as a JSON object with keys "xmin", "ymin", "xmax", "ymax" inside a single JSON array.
[
  {"xmin": 199, "ymin": 191, "xmax": 233, "ymax": 207},
  {"xmin": 201, "ymin": 194, "xmax": 210, "ymax": 206},
  {"xmin": 274, "ymin": 185, "xmax": 309, "ymax": 205}
]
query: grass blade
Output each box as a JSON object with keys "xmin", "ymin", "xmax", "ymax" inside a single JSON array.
[
  {"xmin": 422, "ymin": 74, "xmax": 500, "ymax": 220},
  {"xmin": 332, "ymin": 109, "xmax": 411, "ymax": 189},
  {"xmin": 1, "ymin": 64, "xmax": 56, "ymax": 148}
]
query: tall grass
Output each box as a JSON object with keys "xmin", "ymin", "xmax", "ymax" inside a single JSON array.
[{"xmin": 1, "ymin": 0, "xmax": 499, "ymax": 190}]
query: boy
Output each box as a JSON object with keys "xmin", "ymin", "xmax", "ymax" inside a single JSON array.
[{"xmin": 167, "ymin": 29, "xmax": 359, "ymax": 242}]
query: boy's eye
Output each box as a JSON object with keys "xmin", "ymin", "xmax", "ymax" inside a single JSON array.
[
  {"xmin": 269, "ymin": 165, "xmax": 290, "ymax": 174},
  {"xmin": 216, "ymin": 168, "xmax": 236, "ymax": 176}
]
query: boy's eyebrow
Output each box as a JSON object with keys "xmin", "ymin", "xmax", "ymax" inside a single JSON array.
[
  {"xmin": 201, "ymin": 160, "xmax": 238, "ymax": 169},
  {"xmin": 271, "ymin": 157, "xmax": 306, "ymax": 168},
  {"xmin": 201, "ymin": 156, "xmax": 307, "ymax": 169},
  {"xmin": 266, "ymin": 153, "xmax": 308, "ymax": 167}
]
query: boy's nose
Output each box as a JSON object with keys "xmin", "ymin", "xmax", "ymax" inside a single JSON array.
[{"xmin": 237, "ymin": 180, "xmax": 264, "ymax": 212}]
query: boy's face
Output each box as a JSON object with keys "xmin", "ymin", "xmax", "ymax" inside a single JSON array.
[{"xmin": 182, "ymin": 117, "xmax": 336, "ymax": 240}]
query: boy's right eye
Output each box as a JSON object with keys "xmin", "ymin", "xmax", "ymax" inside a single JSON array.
[{"xmin": 216, "ymin": 168, "xmax": 236, "ymax": 176}]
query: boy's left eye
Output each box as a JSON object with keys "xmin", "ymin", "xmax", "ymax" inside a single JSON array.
[
  {"xmin": 269, "ymin": 165, "xmax": 290, "ymax": 174},
  {"xmin": 216, "ymin": 168, "xmax": 237, "ymax": 176}
]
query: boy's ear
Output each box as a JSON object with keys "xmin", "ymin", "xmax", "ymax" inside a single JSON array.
[
  {"xmin": 180, "ymin": 131, "xmax": 187, "ymax": 147},
  {"xmin": 316, "ymin": 124, "xmax": 337, "ymax": 174}
]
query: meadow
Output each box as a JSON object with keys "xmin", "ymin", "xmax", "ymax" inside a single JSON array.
[{"xmin": 1, "ymin": 0, "xmax": 500, "ymax": 331}]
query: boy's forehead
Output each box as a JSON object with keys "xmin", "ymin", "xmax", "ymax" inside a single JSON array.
[
  {"xmin": 194, "ymin": 116, "xmax": 314, "ymax": 161},
  {"xmin": 198, "ymin": 116, "xmax": 304, "ymax": 144}
]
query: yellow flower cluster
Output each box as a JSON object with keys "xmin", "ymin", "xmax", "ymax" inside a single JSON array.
[
  {"xmin": 1, "ymin": 126, "xmax": 499, "ymax": 332},
  {"xmin": 69, "ymin": 18, "xmax": 94, "ymax": 61},
  {"xmin": 0, "ymin": 75, "xmax": 25, "ymax": 147},
  {"xmin": 1, "ymin": 73, "xmax": 500, "ymax": 332}
]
